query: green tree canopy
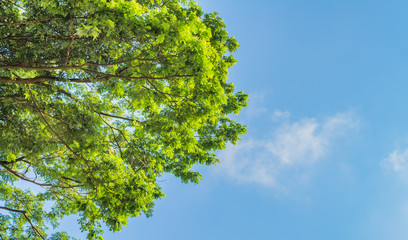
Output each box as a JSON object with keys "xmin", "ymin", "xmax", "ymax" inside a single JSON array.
[{"xmin": 0, "ymin": 0, "xmax": 247, "ymax": 239}]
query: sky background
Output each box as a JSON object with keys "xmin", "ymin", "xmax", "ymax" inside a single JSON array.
[{"xmin": 62, "ymin": 0, "xmax": 408, "ymax": 239}]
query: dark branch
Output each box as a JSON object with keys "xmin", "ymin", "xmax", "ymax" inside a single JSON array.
[
  {"xmin": 0, "ymin": 163, "xmax": 83, "ymax": 189},
  {"xmin": 0, "ymin": 206, "xmax": 47, "ymax": 240},
  {"xmin": 0, "ymin": 76, "xmax": 90, "ymax": 83},
  {"xmin": 99, "ymin": 112, "xmax": 138, "ymax": 122},
  {"xmin": 0, "ymin": 17, "xmax": 62, "ymax": 25}
]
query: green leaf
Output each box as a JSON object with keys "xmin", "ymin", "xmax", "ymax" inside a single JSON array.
[{"xmin": 0, "ymin": 0, "xmax": 246, "ymax": 239}]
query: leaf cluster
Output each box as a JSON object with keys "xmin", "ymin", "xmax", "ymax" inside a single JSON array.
[{"xmin": 0, "ymin": 0, "xmax": 247, "ymax": 239}]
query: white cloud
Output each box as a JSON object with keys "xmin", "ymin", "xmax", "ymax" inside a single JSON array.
[
  {"xmin": 271, "ymin": 110, "xmax": 290, "ymax": 121},
  {"xmin": 382, "ymin": 150, "xmax": 408, "ymax": 178},
  {"xmin": 217, "ymin": 111, "xmax": 359, "ymax": 189}
]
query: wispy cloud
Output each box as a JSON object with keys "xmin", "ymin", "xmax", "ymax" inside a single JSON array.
[
  {"xmin": 271, "ymin": 110, "xmax": 290, "ymax": 122},
  {"xmin": 382, "ymin": 150, "xmax": 408, "ymax": 180},
  {"xmin": 217, "ymin": 111, "xmax": 359, "ymax": 190}
]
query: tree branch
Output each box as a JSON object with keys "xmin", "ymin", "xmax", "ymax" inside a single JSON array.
[
  {"xmin": 0, "ymin": 17, "xmax": 62, "ymax": 25},
  {"xmin": 0, "ymin": 16, "xmax": 87, "ymax": 26},
  {"xmin": 26, "ymin": 84, "xmax": 114, "ymax": 194},
  {"xmin": 0, "ymin": 163, "xmax": 83, "ymax": 189},
  {"xmin": 64, "ymin": 16, "xmax": 75, "ymax": 66},
  {"xmin": 0, "ymin": 206, "xmax": 47, "ymax": 240},
  {"xmin": 0, "ymin": 156, "xmax": 28, "ymax": 165},
  {"xmin": 0, "ymin": 76, "xmax": 90, "ymax": 83},
  {"xmin": 35, "ymin": 82, "xmax": 141, "ymax": 123},
  {"xmin": 99, "ymin": 112, "xmax": 138, "ymax": 122}
]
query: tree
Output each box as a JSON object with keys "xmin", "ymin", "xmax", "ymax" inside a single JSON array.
[{"xmin": 0, "ymin": 0, "xmax": 247, "ymax": 239}]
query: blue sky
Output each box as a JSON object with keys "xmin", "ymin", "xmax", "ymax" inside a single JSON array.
[{"xmin": 63, "ymin": 0, "xmax": 408, "ymax": 239}]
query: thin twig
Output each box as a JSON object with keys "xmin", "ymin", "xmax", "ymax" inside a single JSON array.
[
  {"xmin": 64, "ymin": 15, "xmax": 75, "ymax": 66},
  {"xmin": 0, "ymin": 17, "xmax": 63, "ymax": 26},
  {"xmin": 0, "ymin": 206, "xmax": 47, "ymax": 240},
  {"xmin": 25, "ymin": 84, "xmax": 106, "ymax": 193}
]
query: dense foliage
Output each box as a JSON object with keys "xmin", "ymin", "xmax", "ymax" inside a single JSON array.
[{"xmin": 0, "ymin": 0, "xmax": 247, "ymax": 239}]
